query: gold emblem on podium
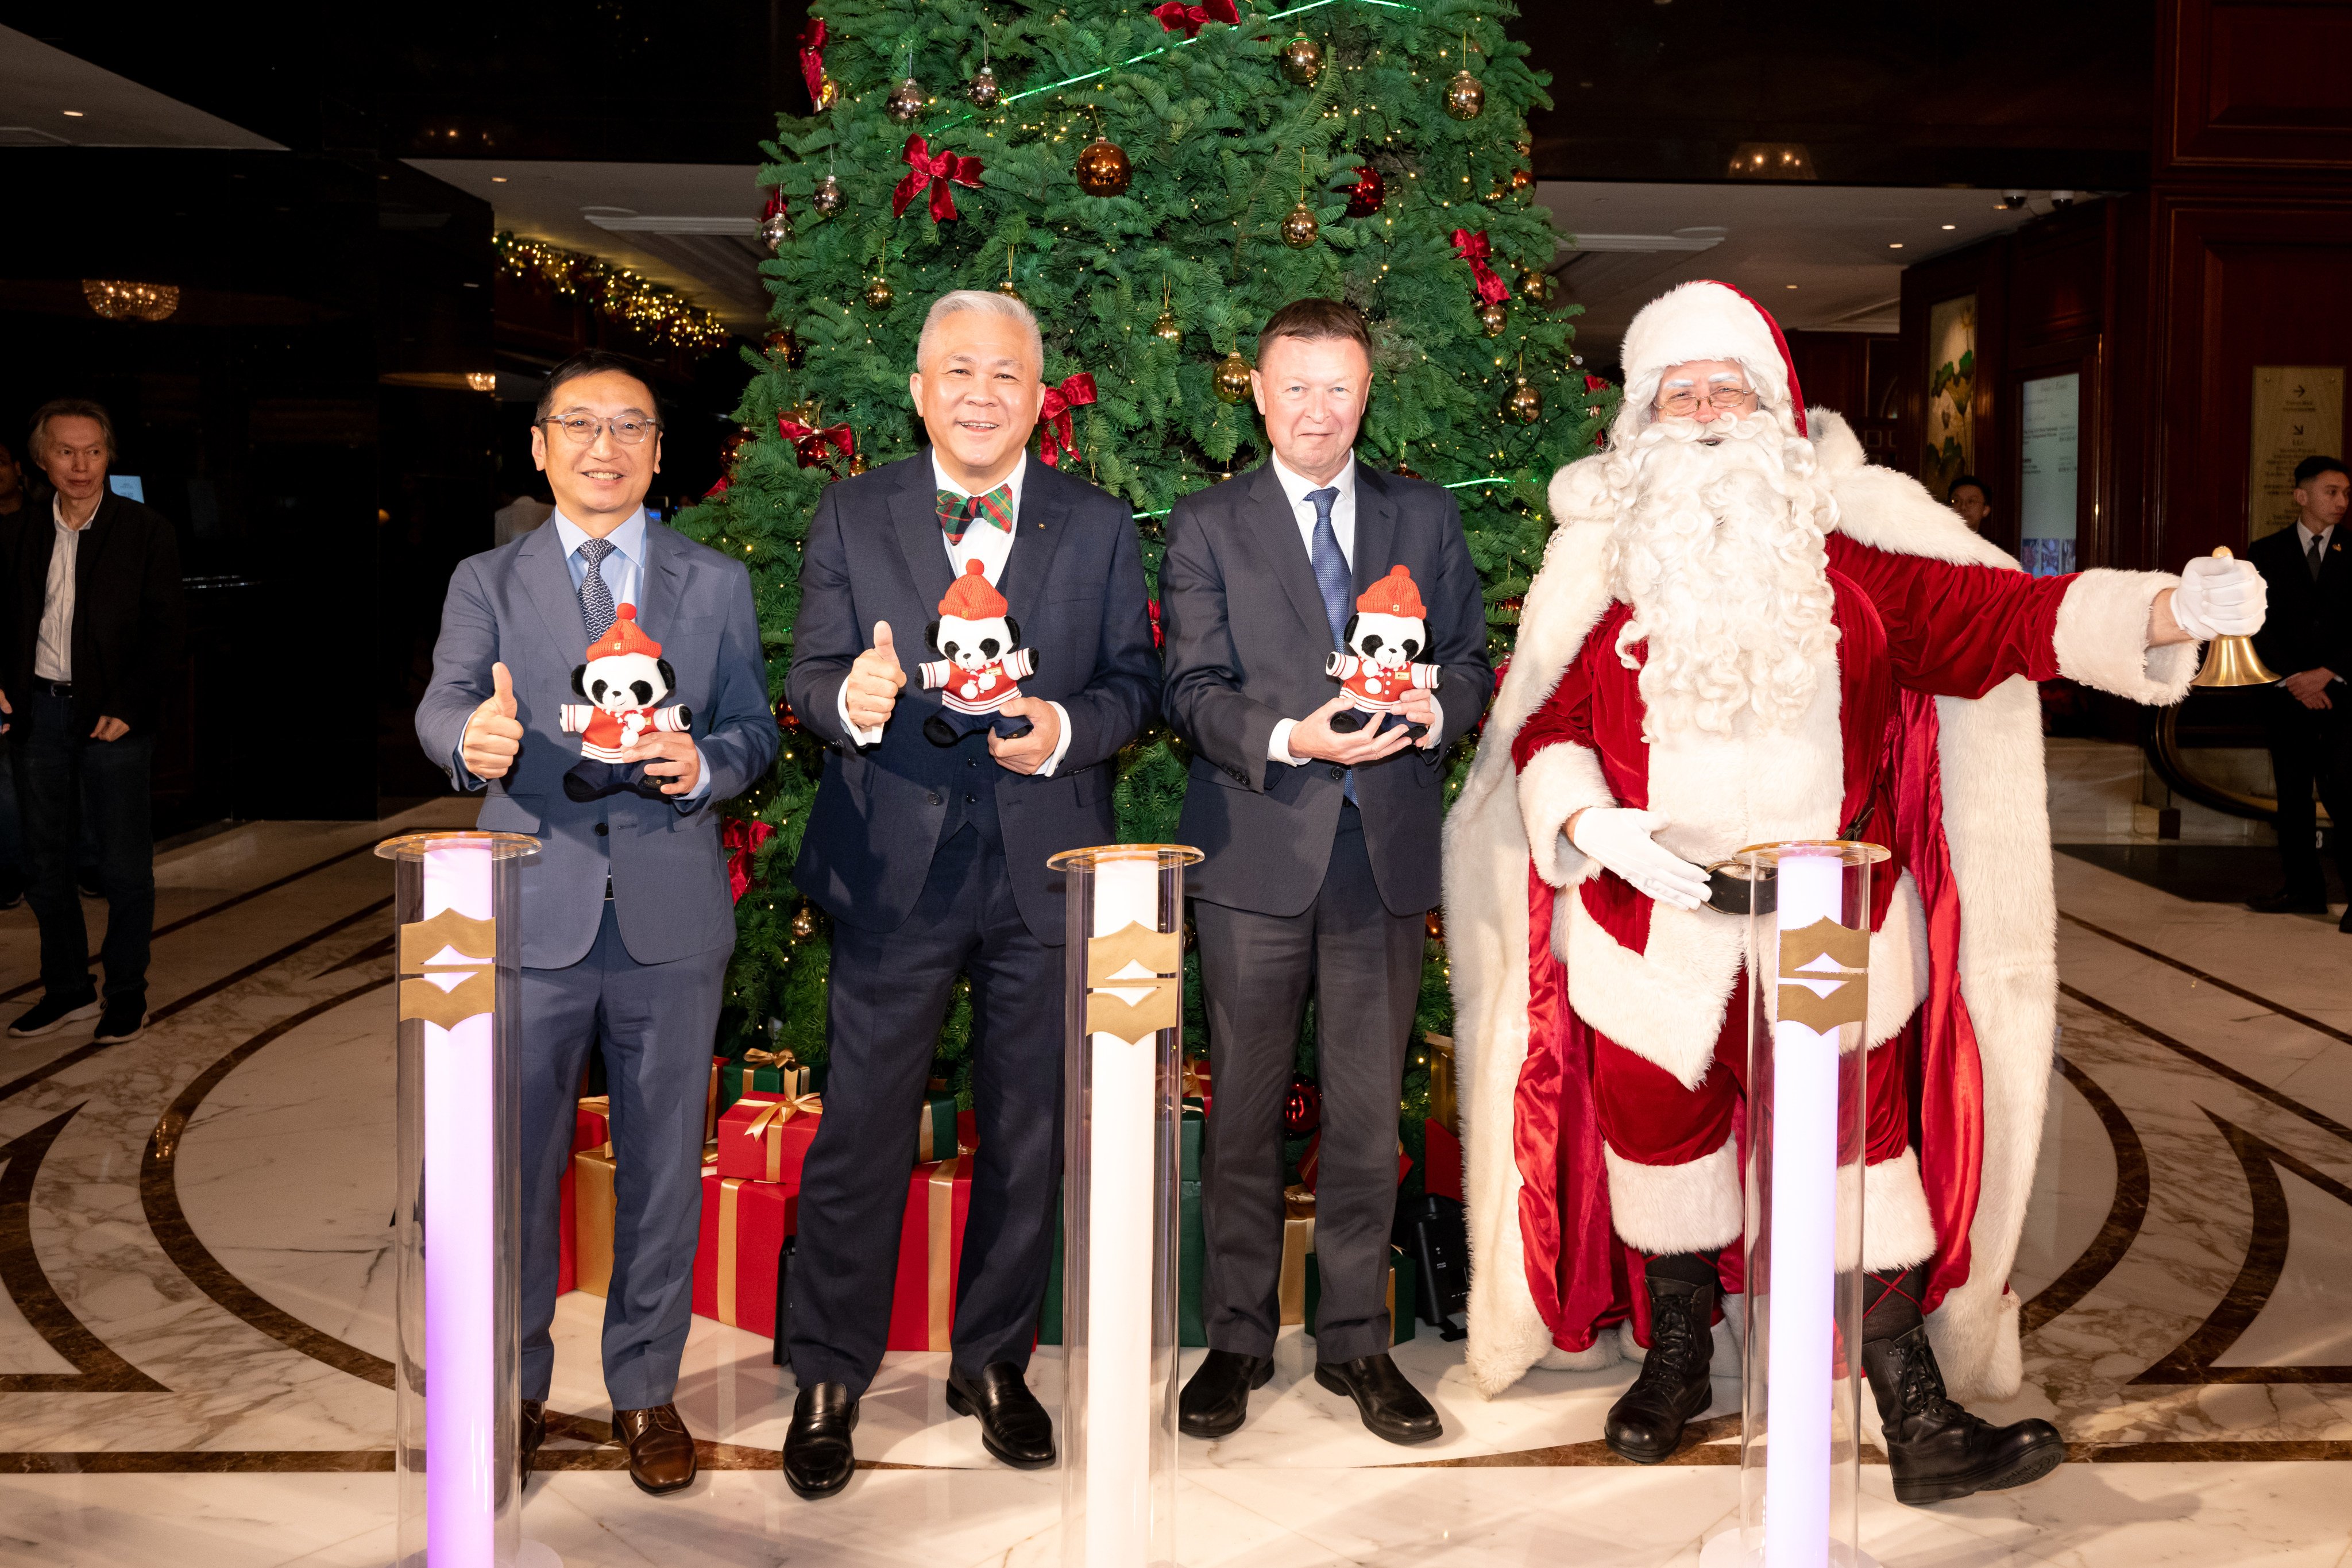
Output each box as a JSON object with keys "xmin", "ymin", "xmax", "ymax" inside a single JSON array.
[
  {"xmin": 1776, "ymin": 916, "xmax": 1870, "ymax": 1032},
  {"xmin": 397, "ymin": 907, "xmax": 498, "ymax": 1029},
  {"xmin": 1084, "ymin": 921, "xmax": 1181, "ymax": 1042}
]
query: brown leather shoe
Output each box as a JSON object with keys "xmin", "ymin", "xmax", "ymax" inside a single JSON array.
[
  {"xmin": 520, "ymin": 1399, "xmax": 546, "ymax": 1488},
  {"xmin": 612, "ymin": 1403, "xmax": 698, "ymax": 1494}
]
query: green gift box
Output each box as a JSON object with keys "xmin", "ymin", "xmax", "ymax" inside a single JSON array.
[
  {"xmin": 1042, "ymin": 1107, "xmax": 1210, "ymax": 1348},
  {"xmin": 719, "ymin": 1052, "xmax": 806, "ymax": 1117},
  {"xmin": 917, "ymin": 1093, "xmax": 959, "ymax": 1161},
  {"xmin": 1303, "ymin": 1244, "xmax": 1418, "ymax": 1347}
]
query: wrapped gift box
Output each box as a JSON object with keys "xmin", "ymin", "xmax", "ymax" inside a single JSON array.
[
  {"xmin": 1041, "ymin": 1106, "xmax": 1205, "ymax": 1347},
  {"xmin": 887, "ymin": 1155, "xmax": 972, "ymax": 1351},
  {"xmin": 1303, "ymin": 1243, "xmax": 1418, "ymax": 1347},
  {"xmin": 718, "ymin": 1050, "xmax": 810, "ymax": 1119},
  {"xmin": 573, "ymin": 1142, "xmax": 617, "ymax": 1297},
  {"xmin": 1276, "ymin": 1183, "xmax": 1316, "ymax": 1326},
  {"xmin": 917, "ymin": 1092, "xmax": 959, "ymax": 1162},
  {"xmin": 1423, "ymin": 1031, "xmax": 1458, "ymax": 1136},
  {"xmin": 715, "ymin": 1092, "xmax": 822, "ymax": 1186},
  {"xmin": 1421, "ymin": 1118, "xmax": 1463, "ymax": 1204},
  {"xmin": 692, "ymin": 1173, "xmax": 798, "ymax": 1330},
  {"xmin": 556, "ymin": 1101, "xmax": 612, "ymax": 1295}
]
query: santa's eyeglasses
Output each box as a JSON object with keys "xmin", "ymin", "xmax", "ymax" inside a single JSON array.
[{"xmin": 1654, "ymin": 385, "xmax": 1758, "ymax": 416}]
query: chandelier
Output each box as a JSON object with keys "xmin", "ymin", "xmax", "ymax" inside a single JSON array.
[{"xmin": 82, "ymin": 280, "xmax": 180, "ymax": 321}]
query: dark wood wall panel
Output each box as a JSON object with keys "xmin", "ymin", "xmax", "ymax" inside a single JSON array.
[{"xmin": 2162, "ymin": 0, "xmax": 2352, "ymax": 171}]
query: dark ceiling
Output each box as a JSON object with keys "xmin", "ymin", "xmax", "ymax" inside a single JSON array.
[{"xmin": 5, "ymin": 0, "xmax": 2150, "ymax": 188}]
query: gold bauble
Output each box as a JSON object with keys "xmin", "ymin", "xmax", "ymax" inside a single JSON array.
[
  {"xmin": 1074, "ymin": 135, "xmax": 1132, "ymax": 197},
  {"xmin": 846, "ymin": 451, "xmax": 870, "ymax": 476},
  {"xmin": 764, "ymin": 326, "xmax": 804, "ymax": 366},
  {"xmin": 1279, "ymin": 200, "xmax": 1320, "ymax": 248},
  {"xmin": 968, "ymin": 65, "xmax": 1001, "ymax": 110},
  {"xmin": 862, "ymin": 275, "xmax": 895, "ymax": 310},
  {"xmin": 1503, "ymin": 374, "xmax": 1543, "ymax": 424},
  {"xmin": 1393, "ymin": 457, "xmax": 1422, "ymax": 479},
  {"xmin": 885, "ymin": 76, "xmax": 926, "ymax": 123},
  {"xmin": 1444, "ymin": 69, "xmax": 1486, "ymax": 121},
  {"xmin": 1151, "ymin": 311, "xmax": 1183, "ymax": 343},
  {"xmin": 1509, "ymin": 167, "xmax": 1532, "ymax": 194},
  {"xmin": 815, "ymin": 74, "xmax": 840, "ymax": 111},
  {"xmin": 994, "ymin": 278, "xmax": 1024, "ymax": 301},
  {"xmin": 760, "ymin": 210, "xmax": 793, "ymax": 250},
  {"xmin": 1211, "ymin": 351, "xmax": 1253, "ymax": 403},
  {"xmin": 1512, "ymin": 137, "xmax": 1534, "ymax": 159},
  {"xmin": 1476, "ymin": 299, "xmax": 1508, "ymax": 337},
  {"xmin": 788, "ymin": 399, "xmax": 823, "ymax": 427},
  {"xmin": 812, "ymin": 174, "xmax": 845, "ymax": 215},
  {"xmin": 1279, "ymin": 35, "xmax": 1325, "ymax": 85},
  {"xmin": 791, "ymin": 905, "xmax": 816, "ymax": 938},
  {"xmin": 1521, "ymin": 267, "xmax": 1555, "ymax": 305}
]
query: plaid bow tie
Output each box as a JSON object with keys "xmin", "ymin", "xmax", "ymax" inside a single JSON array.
[{"xmin": 937, "ymin": 482, "xmax": 1013, "ymax": 545}]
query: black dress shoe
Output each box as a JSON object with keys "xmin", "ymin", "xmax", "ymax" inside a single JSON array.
[
  {"xmin": 945, "ymin": 1362, "xmax": 1056, "ymax": 1469},
  {"xmin": 782, "ymin": 1382, "xmax": 860, "ymax": 1500},
  {"xmin": 1312, "ymin": 1352, "xmax": 1441, "ymax": 1446},
  {"xmin": 1178, "ymin": 1349, "xmax": 1273, "ymax": 1439},
  {"xmin": 2249, "ymin": 889, "xmax": 2330, "ymax": 915},
  {"xmin": 7, "ymin": 992, "xmax": 99, "ymax": 1038},
  {"xmin": 519, "ymin": 1398, "xmax": 545, "ymax": 1488},
  {"xmin": 1864, "ymin": 1324, "xmax": 2064, "ymax": 1504},
  {"xmin": 1604, "ymin": 1264, "xmax": 1716, "ymax": 1464}
]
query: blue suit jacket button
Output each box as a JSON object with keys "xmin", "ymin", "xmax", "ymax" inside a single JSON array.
[
  {"xmin": 928, "ymin": 791, "xmax": 943, "ymax": 806},
  {"xmin": 1328, "ymin": 765, "xmax": 1345, "ymax": 782},
  {"xmin": 594, "ymin": 822, "xmax": 608, "ymax": 837}
]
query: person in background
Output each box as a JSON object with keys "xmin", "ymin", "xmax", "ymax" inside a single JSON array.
[
  {"xmin": 0, "ymin": 442, "xmax": 28, "ymax": 522},
  {"xmin": 1947, "ymin": 473, "xmax": 1992, "ymax": 532},
  {"xmin": 2247, "ymin": 454, "xmax": 2351, "ymax": 928},
  {"xmin": 0, "ymin": 400, "xmax": 185, "ymax": 1042},
  {"xmin": 0, "ymin": 443, "xmax": 27, "ymax": 906}
]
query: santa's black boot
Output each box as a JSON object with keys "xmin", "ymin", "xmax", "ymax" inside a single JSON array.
[
  {"xmin": 1860, "ymin": 1265, "xmax": 2064, "ymax": 1505},
  {"xmin": 1603, "ymin": 1253, "xmax": 1717, "ymax": 1464}
]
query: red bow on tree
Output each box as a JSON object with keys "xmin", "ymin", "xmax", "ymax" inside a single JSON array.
[
  {"xmin": 721, "ymin": 818, "xmax": 776, "ymax": 904},
  {"xmin": 1152, "ymin": 0, "xmax": 1237, "ymax": 37},
  {"xmin": 778, "ymin": 414, "xmax": 855, "ymax": 472},
  {"xmin": 798, "ymin": 18, "xmax": 828, "ymax": 105},
  {"xmin": 1449, "ymin": 229, "xmax": 1512, "ymax": 304},
  {"xmin": 1037, "ymin": 373, "xmax": 1097, "ymax": 468},
  {"xmin": 894, "ymin": 135, "xmax": 985, "ymax": 223},
  {"xmin": 1147, "ymin": 598, "xmax": 1164, "ymax": 651},
  {"xmin": 703, "ymin": 476, "xmax": 731, "ymax": 499},
  {"xmin": 1585, "ymin": 374, "xmax": 1612, "ymax": 392}
]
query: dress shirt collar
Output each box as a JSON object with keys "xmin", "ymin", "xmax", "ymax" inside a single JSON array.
[
  {"xmin": 52, "ymin": 491, "xmax": 99, "ymax": 532},
  {"xmin": 551, "ymin": 506, "xmax": 646, "ymax": 569},
  {"xmin": 930, "ymin": 448, "xmax": 1027, "ymax": 517},
  {"xmin": 2299, "ymin": 518, "xmax": 2336, "ymax": 553},
  {"xmin": 1269, "ymin": 450, "xmax": 1356, "ymax": 511}
]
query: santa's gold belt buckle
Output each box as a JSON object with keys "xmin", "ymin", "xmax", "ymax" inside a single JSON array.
[{"xmin": 1702, "ymin": 859, "xmax": 1775, "ymax": 917}]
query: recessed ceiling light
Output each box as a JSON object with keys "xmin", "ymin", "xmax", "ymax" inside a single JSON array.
[
  {"xmin": 61, "ymin": 109, "xmax": 83, "ymax": 118},
  {"xmin": 1889, "ymin": 242, "xmax": 1904, "ymax": 249},
  {"xmin": 1941, "ymin": 223, "xmax": 1956, "ymax": 230},
  {"xmin": 491, "ymin": 176, "xmax": 507, "ymax": 183},
  {"xmin": 1786, "ymin": 284, "xmax": 1798, "ymax": 289}
]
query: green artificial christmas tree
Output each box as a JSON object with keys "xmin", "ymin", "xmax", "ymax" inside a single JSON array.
[{"xmin": 679, "ymin": 0, "xmax": 1613, "ymax": 1160}]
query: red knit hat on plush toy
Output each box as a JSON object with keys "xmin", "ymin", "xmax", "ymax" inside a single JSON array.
[
  {"xmin": 938, "ymin": 558, "xmax": 1010, "ymax": 620},
  {"xmin": 586, "ymin": 603, "xmax": 662, "ymax": 661},
  {"xmin": 1354, "ymin": 564, "xmax": 1427, "ymax": 619}
]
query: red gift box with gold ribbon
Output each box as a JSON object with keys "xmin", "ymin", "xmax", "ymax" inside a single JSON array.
[
  {"xmin": 886, "ymin": 1154, "xmax": 972, "ymax": 1351},
  {"xmin": 715, "ymin": 1091, "xmax": 823, "ymax": 1185},
  {"xmin": 557, "ymin": 1100, "xmax": 613, "ymax": 1296},
  {"xmin": 691, "ymin": 1173, "xmax": 798, "ymax": 1330}
]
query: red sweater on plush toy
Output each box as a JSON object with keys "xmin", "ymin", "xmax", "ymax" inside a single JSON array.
[
  {"xmin": 1325, "ymin": 564, "xmax": 1443, "ymax": 738},
  {"xmin": 916, "ymin": 559, "xmax": 1041, "ymax": 747},
  {"xmin": 558, "ymin": 604, "xmax": 693, "ymax": 802}
]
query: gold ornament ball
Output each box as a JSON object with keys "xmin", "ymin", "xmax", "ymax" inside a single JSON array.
[
  {"xmin": 1445, "ymin": 69, "xmax": 1486, "ymax": 121},
  {"xmin": 1279, "ymin": 36, "xmax": 1325, "ymax": 86},
  {"xmin": 1513, "ymin": 136, "xmax": 1534, "ymax": 159},
  {"xmin": 1074, "ymin": 135, "xmax": 1132, "ymax": 198},
  {"xmin": 1503, "ymin": 374, "xmax": 1543, "ymax": 424},
  {"xmin": 885, "ymin": 76, "xmax": 926, "ymax": 123},
  {"xmin": 787, "ymin": 399, "xmax": 823, "ymax": 428},
  {"xmin": 1279, "ymin": 200, "xmax": 1320, "ymax": 249},
  {"xmin": 1394, "ymin": 458, "xmax": 1422, "ymax": 480},
  {"xmin": 760, "ymin": 210, "xmax": 793, "ymax": 251},
  {"xmin": 812, "ymin": 174, "xmax": 845, "ymax": 215},
  {"xmin": 994, "ymin": 278, "xmax": 1024, "ymax": 302},
  {"xmin": 1151, "ymin": 311, "xmax": 1183, "ymax": 344},
  {"xmin": 862, "ymin": 276, "xmax": 895, "ymax": 310},
  {"xmin": 791, "ymin": 905, "xmax": 816, "ymax": 939},
  {"xmin": 846, "ymin": 451, "xmax": 870, "ymax": 477},
  {"xmin": 1509, "ymin": 167, "xmax": 1533, "ymax": 194},
  {"xmin": 1521, "ymin": 267, "xmax": 1556, "ymax": 305},
  {"xmin": 968, "ymin": 65, "xmax": 1001, "ymax": 110},
  {"xmin": 1477, "ymin": 299, "xmax": 1508, "ymax": 337},
  {"xmin": 1211, "ymin": 351, "xmax": 1253, "ymax": 403}
]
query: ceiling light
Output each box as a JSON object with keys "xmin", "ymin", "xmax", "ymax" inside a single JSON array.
[
  {"xmin": 1889, "ymin": 242, "xmax": 1903, "ymax": 249},
  {"xmin": 1941, "ymin": 223, "xmax": 1957, "ymax": 230},
  {"xmin": 82, "ymin": 280, "xmax": 179, "ymax": 321},
  {"xmin": 465, "ymin": 372, "xmax": 497, "ymax": 393},
  {"xmin": 491, "ymin": 176, "xmax": 507, "ymax": 183},
  {"xmin": 61, "ymin": 109, "xmax": 83, "ymax": 118},
  {"xmin": 1727, "ymin": 142, "xmax": 1817, "ymax": 181},
  {"xmin": 1785, "ymin": 284, "xmax": 1798, "ymax": 289}
]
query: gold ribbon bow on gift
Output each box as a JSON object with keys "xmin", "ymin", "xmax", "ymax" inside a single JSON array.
[
  {"xmin": 743, "ymin": 1046, "xmax": 796, "ymax": 1069},
  {"xmin": 741, "ymin": 1092, "xmax": 824, "ymax": 1137}
]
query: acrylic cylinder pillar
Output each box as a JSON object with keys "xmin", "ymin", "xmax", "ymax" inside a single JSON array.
[
  {"xmin": 1701, "ymin": 840, "xmax": 1887, "ymax": 1568},
  {"xmin": 1046, "ymin": 844, "xmax": 1201, "ymax": 1568},
  {"xmin": 379, "ymin": 830, "xmax": 551, "ymax": 1568}
]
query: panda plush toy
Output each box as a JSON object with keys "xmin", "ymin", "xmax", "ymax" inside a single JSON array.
[
  {"xmin": 917, "ymin": 559, "xmax": 1041, "ymax": 748},
  {"xmin": 558, "ymin": 604, "xmax": 694, "ymax": 802},
  {"xmin": 1324, "ymin": 564, "xmax": 1442, "ymax": 739}
]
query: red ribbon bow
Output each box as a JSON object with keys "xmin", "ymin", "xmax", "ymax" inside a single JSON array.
[
  {"xmin": 1449, "ymin": 229, "xmax": 1512, "ymax": 305},
  {"xmin": 798, "ymin": 18, "xmax": 828, "ymax": 104},
  {"xmin": 1152, "ymin": 0, "xmax": 1237, "ymax": 36},
  {"xmin": 1147, "ymin": 598, "xmax": 1164, "ymax": 651},
  {"xmin": 1037, "ymin": 373, "xmax": 1098, "ymax": 468},
  {"xmin": 1585, "ymin": 374, "xmax": 1612, "ymax": 393},
  {"xmin": 721, "ymin": 819, "xmax": 775, "ymax": 904},
  {"xmin": 893, "ymin": 134, "xmax": 984, "ymax": 223},
  {"xmin": 777, "ymin": 415, "xmax": 855, "ymax": 472}
]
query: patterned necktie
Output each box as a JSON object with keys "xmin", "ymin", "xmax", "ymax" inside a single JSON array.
[
  {"xmin": 937, "ymin": 482, "xmax": 1014, "ymax": 546},
  {"xmin": 2311, "ymin": 533, "xmax": 2326, "ymax": 584},
  {"xmin": 577, "ymin": 536, "xmax": 617, "ymax": 640},
  {"xmin": 1306, "ymin": 486, "xmax": 1356, "ymax": 803}
]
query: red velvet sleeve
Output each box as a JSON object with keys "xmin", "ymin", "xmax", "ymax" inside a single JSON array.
[
  {"xmin": 1825, "ymin": 534, "xmax": 2074, "ymax": 699},
  {"xmin": 1511, "ymin": 647, "xmax": 1598, "ymax": 771}
]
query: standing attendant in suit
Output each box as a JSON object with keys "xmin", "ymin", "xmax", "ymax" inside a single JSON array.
[
  {"xmin": 2247, "ymin": 453, "xmax": 2352, "ymax": 929},
  {"xmin": 416, "ymin": 350, "xmax": 778, "ymax": 1494},
  {"xmin": 779, "ymin": 291, "xmax": 1158, "ymax": 1499},
  {"xmin": 1160, "ymin": 298, "xmax": 1493, "ymax": 1444}
]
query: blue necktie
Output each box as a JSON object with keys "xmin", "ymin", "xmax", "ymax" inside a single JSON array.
[
  {"xmin": 577, "ymin": 536, "xmax": 617, "ymax": 640},
  {"xmin": 1306, "ymin": 486, "xmax": 1355, "ymax": 802}
]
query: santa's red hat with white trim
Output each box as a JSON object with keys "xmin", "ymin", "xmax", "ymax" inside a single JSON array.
[{"xmin": 1615, "ymin": 279, "xmax": 1809, "ymax": 438}]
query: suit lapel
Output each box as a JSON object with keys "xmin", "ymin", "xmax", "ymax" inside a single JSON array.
[
  {"xmin": 891, "ymin": 461, "xmax": 957, "ymax": 620},
  {"xmin": 1246, "ymin": 462, "xmax": 1337, "ymax": 650},
  {"xmin": 635, "ymin": 521, "xmax": 685, "ymax": 636},
  {"xmin": 997, "ymin": 464, "xmax": 1071, "ymax": 636},
  {"xmin": 1350, "ymin": 462, "xmax": 1399, "ymax": 604},
  {"xmin": 518, "ymin": 523, "xmax": 587, "ymax": 667}
]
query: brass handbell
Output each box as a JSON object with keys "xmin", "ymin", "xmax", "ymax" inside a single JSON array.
[{"xmin": 2189, "ymin": 546, "xmax": 2281, "ymax": 689}]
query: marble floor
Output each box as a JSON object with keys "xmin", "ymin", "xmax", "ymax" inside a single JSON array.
[{"xmin": 1, "ymin": 746, "xmax": 2347, "ymax": 1566}]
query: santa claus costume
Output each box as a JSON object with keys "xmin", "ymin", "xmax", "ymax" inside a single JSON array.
[{"xmin": 1442, "ymin": 281, "xmax": 2258, "ymax": 1503}]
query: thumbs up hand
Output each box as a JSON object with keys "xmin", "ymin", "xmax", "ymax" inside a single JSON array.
[
  {"xmin": 844, "ymin": 621, "xmax": 907, "ymax": 733},
  {"xmin": 461, "ymin": 661, "xmax": 526, "ymax": 781}
]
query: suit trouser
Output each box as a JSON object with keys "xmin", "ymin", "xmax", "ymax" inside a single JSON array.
[
  {"xmin": 2265, "ymin": 697, "xmax": 2352, "ymax": 900},
  {"xmin": 788, "ymin": 820, "xmax": 1063, "ymax": 1397},
  {"xmin": 14, "ymin": 690, "xmax": 154, "ymax": 1007},
  {"xmin": 517, "ymin": 899, "xmax": 728, "ymax": 1409},
  {"xmin": 1194, "ymin": 804, "xmax": 1423, "ymax": 1365}
]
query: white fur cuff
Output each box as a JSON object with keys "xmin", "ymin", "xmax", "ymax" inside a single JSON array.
[
  {"xmin": 2052, "ymin": 569, "xmax": 2199, "ymax": 705},
  {"xmin": 1518, "ymin": 742, "xmax": 1615, "ymax": 889},
  {"xmin": 1604, "ymin": 1140, "xmax": 1743, "ymax": 1256},
  {"xmin": 1862, "ymin": 1149, "xmax": 1938, "ymax": 1272}
]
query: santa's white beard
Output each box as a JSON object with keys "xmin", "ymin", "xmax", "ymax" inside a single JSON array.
[{"xmin": 1599, "ymin": 412, "xmax": 1840, "ymax": 740}]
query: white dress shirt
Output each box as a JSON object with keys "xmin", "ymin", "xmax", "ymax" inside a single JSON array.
[
  {"xmin": 2298, "ymin": 519, "xmax": 2336, "ymax": 563},
  {"xmin": 838, "ymin": 451, "xmax": 1074, "ymax": 775},
  {"xmin": 33, "ymin": 493, "xmax": 94, "ymax": 683},
  {"xmin": 1266, "ymin": 452, "xmax": 1358, "ymax": 767}
]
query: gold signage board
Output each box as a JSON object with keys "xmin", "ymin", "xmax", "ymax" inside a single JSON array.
[{"xmin": 2249, "ymin": 367, "xmax": 2345, "ymax": 540}]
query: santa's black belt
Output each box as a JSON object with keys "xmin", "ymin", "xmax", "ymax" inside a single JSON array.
[{"xmin": 1699, "ymin": 806, "xmax": 1875, "ymax": 917}]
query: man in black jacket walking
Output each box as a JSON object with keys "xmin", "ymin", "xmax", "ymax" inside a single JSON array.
[
  {"xmin": 2247, "ymin": 454, "xmax": 2351, "ymax": 929},
  {"xmin": 1, "ymin": 400, "xmax": 185, "ymax": 1041}
]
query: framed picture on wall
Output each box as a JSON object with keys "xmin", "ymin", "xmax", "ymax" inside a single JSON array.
[{"xmin": 1924, "ymin": 294, "xmax": 1978, "ymax": 504}]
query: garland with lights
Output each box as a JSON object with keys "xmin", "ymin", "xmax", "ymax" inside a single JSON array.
[
  {"xmin": 492, "ymin": 231, "xmax": 729, "ymax": 352},
  {"xmin": 681, "ymin": 0, "xmax": 1614, "ymax": 1175}
]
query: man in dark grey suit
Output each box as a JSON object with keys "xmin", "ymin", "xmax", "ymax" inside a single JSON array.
[
  {"xmin": 417, "ymin": 350, "xmax": 777, "ymax": 1494},
  {"xmin": 778, "ymin": 291, "xmax": 1158, "ymax": 1499},
  {"xmin": 1161, "ymin": 298, "xmax": 1492, "ymax": 1444}
]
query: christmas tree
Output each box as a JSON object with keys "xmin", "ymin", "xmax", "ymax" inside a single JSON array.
[{"xmin": 679, "ymin": 0, "xmax": 1613, "ymax": 1167}]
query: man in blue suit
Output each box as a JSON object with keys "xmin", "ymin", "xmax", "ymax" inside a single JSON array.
[
  {"xmin": 416, "ymin": 350, "xmax": 777, "ymax": 1496},
  {"xmin": 779, "ymin": 291, "xmax": 1158, "ymax": 1499}
]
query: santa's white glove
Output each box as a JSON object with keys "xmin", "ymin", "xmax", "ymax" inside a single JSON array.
[
  {"xmin": 2171, "ymin": 555, "xmax": 2267, "ymax": 640},
  {"xmin": 1570, "ymin": 807, "xmax": 1710, "ymax": 912}
]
